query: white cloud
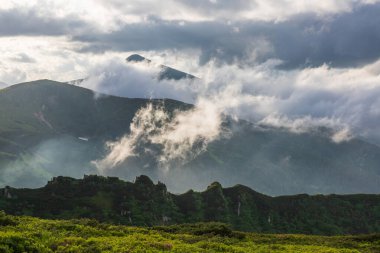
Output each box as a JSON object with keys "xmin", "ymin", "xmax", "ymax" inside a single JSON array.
[
  {"xmin": 94, "ymin": 0, "xmax": 380, "ymax": 22},
  {"xmin": 2, "ymin": 0, "xmax": 378, "ymax": 29},
  {"xmin": 1, "ymin": 0, "xmax": 380, "ymax": 84},
  {"xmin": 0, "ymin": 36, "xmax": 124, "ymax": 84},
  {"xmin": 94, "ymin": 99, "xmax": 224, "ymax": 172},
  {"xmin": 259, "ymin": 114, "xmax": 353, "ymax": 143}
]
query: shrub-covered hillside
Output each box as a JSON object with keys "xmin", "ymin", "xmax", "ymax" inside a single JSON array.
[
  {"xmin": 0, "ymin": 212, "xmax": 379, "ymax": 252},
  {"xmin": 1, "ymin": 175, "xmax": 380, "ymax": 235}
]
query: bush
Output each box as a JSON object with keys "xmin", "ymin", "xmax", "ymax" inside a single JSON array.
[{"xmin": 0, "ymin": 211, "xmax": 17, "ymax": 226}]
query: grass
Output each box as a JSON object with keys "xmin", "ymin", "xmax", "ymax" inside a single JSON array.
[{"xmin": 0, "ymin": 212, "xmax": 379, "ymax": 252}]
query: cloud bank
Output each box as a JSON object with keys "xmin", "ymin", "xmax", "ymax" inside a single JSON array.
[
  {"xmin": 2, "ymin": 1, "xmax": 380, "ymax": 84},
  {"xmin": 74, "ymin": 3, "xmax": 380, "ymax": 68}
]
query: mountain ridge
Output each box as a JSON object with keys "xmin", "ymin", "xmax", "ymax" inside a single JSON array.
[
  {"xmin": 0, "ymin": 79, "xmax": 380, "ymax": 238},
  {"xmin": 1, "ymin": 174, "xmax": 379, "ymax": 235},
  {"xmin": 1, "ymin": 79, "xmax": 380, "ymax": 195}
]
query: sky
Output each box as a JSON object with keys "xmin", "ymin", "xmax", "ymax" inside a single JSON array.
[
  {"xmin": 1, "ymin": 0, "xmax": 380, "ymax": 143},
  {"xmin": 1, "ymin": 0, "xmax": 380, "ymax": 83}
]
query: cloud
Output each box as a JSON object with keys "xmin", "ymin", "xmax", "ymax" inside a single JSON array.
[
  {"xmin": 95, "ymin": 99, "xmax": 224, "ymax": 172},
  {"xmin": 0, "ymin": 9, "xmax": 90, "ymax": 37},
  {"xmin": 0, "ymin": 136, "xmax": 97, "ymax": 188},
  {"xmin": 1, "ymin": 0, "xmax": 380, "ymax": 85},
  {"xmin": 94, "ymin": 0, "xmax": 377, "ymax": 22},
  {"xmin": 259, "ymin": 114, "xmax": 353, "ymax": 143},
  {"xmin": 9, "ymin": 53, "xmax": 36, "ymax": 63},
  {"xmin": 73, "ymin": 3, "xmax": 380, "ymax": 68},
  {"xmin": 0, "ymin": 65, "xmax": 27, "ymax": 84}
]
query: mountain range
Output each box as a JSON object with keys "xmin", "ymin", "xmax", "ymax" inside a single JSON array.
[{"xmin": 0, "ymin": 59, "xmax": 380, "ymax": 195}]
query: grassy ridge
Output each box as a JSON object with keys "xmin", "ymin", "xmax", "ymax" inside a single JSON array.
[{"xmin": 0, "ymin": 212, "xmax": 379, "ymax": 252}]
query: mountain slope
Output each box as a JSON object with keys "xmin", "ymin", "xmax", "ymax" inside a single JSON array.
[
  {"xmin": 0, "ymin": 80, "xmax": 380, "ymax": 195},
  {"xmin": 0, "ymin": 80, "xmax": 189, "ymax": 187},
  {"xmin": 0, "ymin": 79, "xmax": 188, "ymax": 138},
  {"xmin": 1, "ymin": 175, "xmax": 380, "ymax": 235}
]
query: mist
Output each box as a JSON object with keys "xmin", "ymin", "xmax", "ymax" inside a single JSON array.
[
  {"xmin": 0, "ymin": 136, "xmax": 98, "ymax": 188},
  {"xmin": 95, "ymin": 98, "xmax": 225, "ymax": 173}
]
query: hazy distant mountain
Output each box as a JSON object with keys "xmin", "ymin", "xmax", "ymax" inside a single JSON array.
[
  {"xmin": 0, "ymin": 79, "xmax": 380, "ymax": 195},
  {"xmin": 126, "ymin": 54, "xmax": 197, "ymax": 81}
]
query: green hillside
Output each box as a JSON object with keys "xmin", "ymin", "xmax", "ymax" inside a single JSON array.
[
  {"xmin": 1, "ymin": 175, "xmax": 379, "ymax": 235},
  {"xmin": 1, "ymin": 212, "xmax": 378, "ymax": 253},
  {"xmin": 0, "ymin": 79, "xmax": 187, "ymax": 140}
]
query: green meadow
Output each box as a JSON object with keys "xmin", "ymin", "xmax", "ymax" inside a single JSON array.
[{"xmin": 0, "ymin": 212, "xmax": 379, "ymax": 253}]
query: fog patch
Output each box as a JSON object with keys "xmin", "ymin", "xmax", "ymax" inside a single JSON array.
[
  {"xmin": 0, "ymin": 136, "xmax": 98, "ymax": 188},
  {"xmin": 95, "ymin": 98, "xmax": 225, "ymax": 172}
]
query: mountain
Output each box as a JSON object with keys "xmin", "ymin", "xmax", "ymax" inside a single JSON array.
[
  {"xmin": 0, "ymin": 80, "xmax": 189, "ymax": 187},
  {"xmin": 126, "ymin": 54, "xmax": 197, "ymax": 80},
  {"xmin": 0, "ymin": 79, "xmax": 380, "ymax": 195},
  {"xmin": 1, "ymin": 175, "xmax": 379, "ymax": 235},
  {"xmin": 0, "ymin": 79, "xmax": 188, "ymax": 139}
]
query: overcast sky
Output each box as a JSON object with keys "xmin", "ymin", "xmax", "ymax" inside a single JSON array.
[
  {"xmin": 0, "ymin": 0, "xmax": 379, "ymax": 83},
  {"xmin": 2, "ymin": 0, "xmax": 380, "ymax": 143}
]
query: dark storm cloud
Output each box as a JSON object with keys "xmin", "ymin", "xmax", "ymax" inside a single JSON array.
[
  {"xmin": 268, "ymin": 6, "xmax": 380, "ymax": 69},
  {"xmin": 74, "ymin": 3, "xmax": 380, "ymax": 68},
  {"xmin": 0, "ymin": 9, "xmax": 89, "ymax": 37}
]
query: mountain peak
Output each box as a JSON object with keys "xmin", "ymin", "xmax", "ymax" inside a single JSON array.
[
  {"xmin": 126, "ymin": 54, "xmax": 149, "ymax": 63},
  {"xmin": 126, "ymin": 54, "xmax": 197, "ymax": 81}
]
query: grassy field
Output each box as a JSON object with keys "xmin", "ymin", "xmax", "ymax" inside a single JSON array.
[{"xmin": 0, "ymin": 212, "xmax": 379, "ymax": 252}]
